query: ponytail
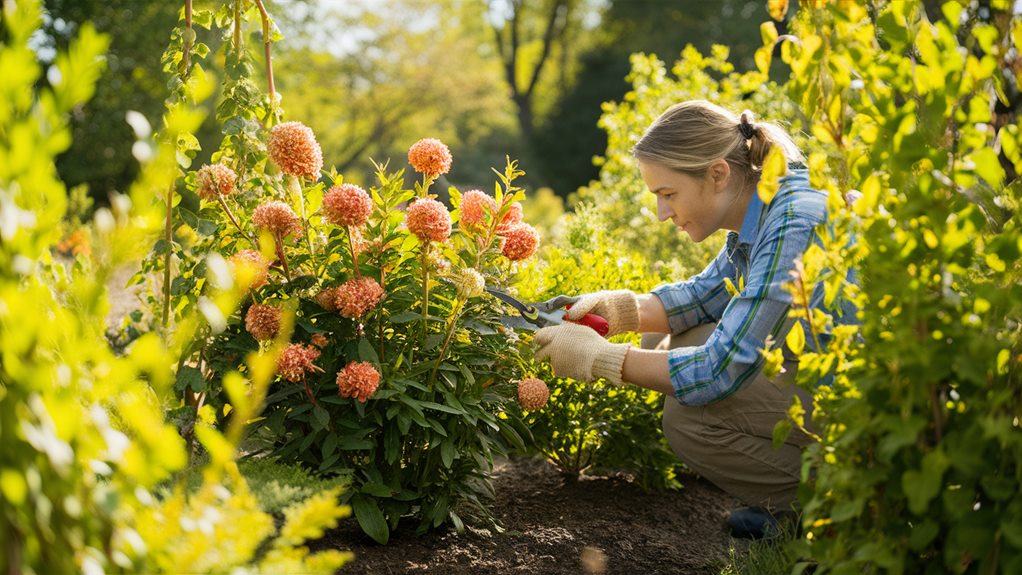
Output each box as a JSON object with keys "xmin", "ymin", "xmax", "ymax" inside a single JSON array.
[{"xmin": 632, "ymin": 101, "xmax": 804, "ymax": 183}]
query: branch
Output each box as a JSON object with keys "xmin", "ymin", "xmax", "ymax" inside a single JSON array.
[
  {"xmin": 524, "ymin": 0, "xmax": 566, "ymax": 99},
  {"xmin": 181, "ymin": 0, "xmax": 193, "ymax": 77},
  {"xmin": 252, "ymin": 0, "xmax": 277, "ymax": 123}
]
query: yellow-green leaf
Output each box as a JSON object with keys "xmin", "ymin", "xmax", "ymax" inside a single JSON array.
[
  {"xmin": 723, "ymin": 277, "xmax": 739, "ymax": 296},
  {"xmin": 786, "ymin": 321, "xmax": 806, "ymax": 355},
  {"xmin": 758, "ymin": 146, "xmax": 786, "ymax": 204},
  {"xmin": 768, "ymin": 0, "xmax": 789, "ymax": 22}
]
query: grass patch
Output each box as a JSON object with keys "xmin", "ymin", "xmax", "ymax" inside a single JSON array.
[
  {"xmin": 172, "ymin": 456, "xmax": 350, "ymax": 515},
  {"xmin": 715, "ymin": 524, "xmax": 814, "ymax": 575},
  {"xmin": 238, "ymin": 457, "xmax": 350, "ymax": 515}
]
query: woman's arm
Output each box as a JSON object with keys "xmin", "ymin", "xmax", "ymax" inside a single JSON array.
[
  {"xmin": 620, "ymin": 346, "xmax": 673, "ymax": 394},
  {"xmin": 636, "ymin": 293, "xmax": 671, "ymax": 333},
  {"xmin": 648, "ymin": 244, "xmax": 735, "ymax": 335}
]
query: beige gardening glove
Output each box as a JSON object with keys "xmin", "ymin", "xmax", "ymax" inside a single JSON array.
[
  {"xmin": 534, "ymin": 323, "xmax": 631, "ymax": 385},
  {"xmin": 546, "ymin": 290, "xmax": 640, "ymax": 337}
]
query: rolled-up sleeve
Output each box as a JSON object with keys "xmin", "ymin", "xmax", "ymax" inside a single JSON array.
[
  {"xmin": 665, "ymin": 192, "xmax": 824, "ymax": 406},
  {"xmin": 651, "ymin": 245, "xmax": 735, "ymax": 335}
]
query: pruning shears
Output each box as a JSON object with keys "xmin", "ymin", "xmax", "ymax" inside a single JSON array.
[{"xmin": 486, "ymin": 288, "xmax": 610, "ymax": 337}]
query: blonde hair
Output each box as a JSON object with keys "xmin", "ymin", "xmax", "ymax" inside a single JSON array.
[{"xmin": 631, "ymin": 100, "xmax": 804, "ymax": 187}]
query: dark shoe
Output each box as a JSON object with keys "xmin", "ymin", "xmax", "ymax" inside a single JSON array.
[{"xmin": 726, "ymin": 506, "xmax": 792, "ymax": 540}]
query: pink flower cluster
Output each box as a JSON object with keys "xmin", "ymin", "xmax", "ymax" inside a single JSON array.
[
  {"xmin": 253, "ymin": 201, "xmax": 302, "ymax": 238},
  {"xmin": 517, "ymin": 378, "xmax": 549, "ymax": 410},
  {"xmin": 196, "ymin": 163, "xmax": 237, "ymax": 201},
  {"xmin": 277, "ymin": 343, "xmax": 322, "ymax": 383},
  {"xmin": 334, "ymin": 277, "xmax": 385, "ymax": 319},
  {"xmin": 406, "ymin": 198, "xmax": 451, "ymax": 243},
  {"xmin": 407, "ymin": 138, "xmax": 452, "ymax": 178},
  {"xmin": 229, "ymin": 249, "xmax": 270, "ymax": 289},
  {"xmin": 459, "ymin": 190, "xmax": 496, "ymax": 227},
  {"xmin": 500, "ymin": 223, "xmax": 540, "ymax": 261},
  {"xmin": 336, "ymin": 361, "xmax": 381, "ymax": 403},
  {"xmin": 267, "ymin": 121, "xmax": 323, "ymax": 180},
  {"xmin": 323, "ymin": 184, "xmax": 373, "ymax": 227},
  {"xmin": 245, "ymin": 303, "xmax": 281, "ymax": 341}
]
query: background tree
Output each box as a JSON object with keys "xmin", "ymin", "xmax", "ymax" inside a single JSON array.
[
  {"xmin": 39, "ymin": 0, "xmax": 186, "ymax": 203},
  {"xmin": 277, "ymin": 0, "xmax": 520, "ymax": 192},
  {"xmin": 532, "ymin": 0, "xmax": 774, "ymax": 197}
]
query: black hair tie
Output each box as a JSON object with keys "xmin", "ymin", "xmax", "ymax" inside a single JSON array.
[{"xmin": 738, "ymin": 121, "xmax": 757, "ymax": 140}]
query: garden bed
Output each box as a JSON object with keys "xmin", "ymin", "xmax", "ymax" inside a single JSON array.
[{"xmin": 316, "ymin": 455, "xmax": 744, "ymax": 574}]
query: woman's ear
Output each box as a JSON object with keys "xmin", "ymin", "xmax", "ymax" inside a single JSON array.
[{"xmin": 709, "ymin": 160, "xmax": 731, "ymax": 192}]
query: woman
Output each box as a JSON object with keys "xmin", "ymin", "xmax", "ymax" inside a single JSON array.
[{"xmin": 534, "ymin": 100, "xmax": 847, "ymax": 539}]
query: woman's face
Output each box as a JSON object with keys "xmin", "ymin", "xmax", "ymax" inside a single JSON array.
[{"xmin": 638, "ymin": 159, "xmax": 736, "ymax": 243}]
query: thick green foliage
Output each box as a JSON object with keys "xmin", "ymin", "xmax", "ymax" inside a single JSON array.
[
  {"xmin": 755, "ymin": 2, "xmax": 1022, "ymax": 572},
  {"xmin": 516, "ymin": 207, "xmax": 684, "ymax": 489},
  {"xmin": 0, "ymin": 1, "xmax": 350, "ymax": 573}
]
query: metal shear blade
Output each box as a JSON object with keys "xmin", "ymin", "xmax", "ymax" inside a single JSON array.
[{"xmin": 486, "ymin": 288, "xmax": 570, "ymax": 330}]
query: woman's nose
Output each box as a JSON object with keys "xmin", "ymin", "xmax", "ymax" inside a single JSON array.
[{"xmin": 656, "ymin": 196, "xmax": 674, "ymax": 222}]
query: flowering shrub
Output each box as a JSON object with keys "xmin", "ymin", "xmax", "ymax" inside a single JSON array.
[
  {"xmin": 183, "ymin": 130, "xmax": 542, "ymax": 540},
  {"xmin": 121, "ymin": 0, "xmax": 543, "ymax": 544}
]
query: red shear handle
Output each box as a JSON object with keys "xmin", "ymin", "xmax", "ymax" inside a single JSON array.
[{"xmin": 564, "ymin": 304, "xmax": 610, "ymax": 337}]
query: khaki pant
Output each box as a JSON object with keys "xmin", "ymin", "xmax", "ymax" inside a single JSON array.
[{"xmin": 646, "ymin": 323, "xmax": 814, "ymax": 510}]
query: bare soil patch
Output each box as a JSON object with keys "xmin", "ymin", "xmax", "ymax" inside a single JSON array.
[{"xmin": 317, "ymin": 455, "xmax": 744, "ymax": 575}]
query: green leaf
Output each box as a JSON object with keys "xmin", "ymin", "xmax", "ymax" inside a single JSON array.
[
  {"xmin": 771, "ymin": 419, "xmax": 792, "ymax": 450},
  {"xmin": 362, "ymin": 481, "xmax": 395, "ymax": 497},
  {"xmin": 971, "ymin": 148, "xmax": 1005, "ymax": 188},
  {"xmin": 388, "ymin": 311, "xmax": 421, "ymax": 323},
  {"xmin": 440, "ymin": 440, "xmax": 455, "ymax": 468},
  {"xmin": 312, "ymin": 406, "xmax": 330, "ymax": 430},
  {"xmin": 420, "ymin": 401, "xmax": 465, "ymax": 415},
  {"xmin": 175, "ymin": 365, "xmax": 205, "ymax": 393},
  {"xmin": 902, "ymin": 450, "xmax": 949, "ymax": 515},
  {"xmin": 352, "ymin": 494, "xmax": 389, "ymax": 544},
  {"xmin": 322, "ymin": 433, "xmax": 338, "ymax": 460},
  {"xmin": 358, "ymin": 337, "xmax": 380, "ymax": 366}
]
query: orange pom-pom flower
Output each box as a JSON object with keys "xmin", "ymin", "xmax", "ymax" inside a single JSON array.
[
  {"xmin": 267, "ymin": 121, "xmax": 323, "ymax": 180},
  {"xmin": 334, "ymin": 277, "xmax": 385, "ymax": 319},
  {"xmin": 407, "ymin": 138, "xmax": 452, "ymax": 178},
  {"xmin": 517, "ymin": 378, "xmax": 549, "ymax": 410},
  {"xmin": 406, "ymin": 198, "xmax": 452, "ymax": 243},
  {"xmin": 459, "ymin": 190, "xmax": 496, "ymax": 227},
  {"xmin": 323, "ymin": 183, "xmax": 373, "ymax": 227},
  {"xmin": 336, "ymin": 361, "xmax": 380, "ymax": 403},
  {"xmin": 196, "ymin": 163, "xmax": 237, "ymax": 201},
  {"xmin": 253, "ymin": 200, "xmax": 302, "ymax": 239},
  {"xmin": 245, "ymin": 303, "xmax": 281, "ymax": 341},
  {"xmin": 277, "ymin": 344, "xmax": 322, "ymax": 383},
  {"xmin": 500, "ymin": 222, "xmax": 540, "ymax": 261}
]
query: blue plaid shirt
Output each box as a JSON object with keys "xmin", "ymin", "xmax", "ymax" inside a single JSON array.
[{"xmin": 651, "ymin": 168, "xmax": 842, "ymax": 406}]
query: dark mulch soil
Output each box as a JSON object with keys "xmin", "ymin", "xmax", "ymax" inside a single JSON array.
[{"xmin": 317, "ymin": 456, "xmax": 745, "ymax": 575}]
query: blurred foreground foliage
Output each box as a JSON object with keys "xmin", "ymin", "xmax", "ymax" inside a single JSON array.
[{"xmin": 0, "ymin": 1, "xmax": 350, "ymax": 572}]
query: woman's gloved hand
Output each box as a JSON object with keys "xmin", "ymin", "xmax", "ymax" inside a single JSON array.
[
  {"xmin": 543, "ymin": 290, "xmax": 640, "ymax": 337},
  {"xmin": 534, "ymin": 323, "xmax": 631, "ymax": 385}
]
